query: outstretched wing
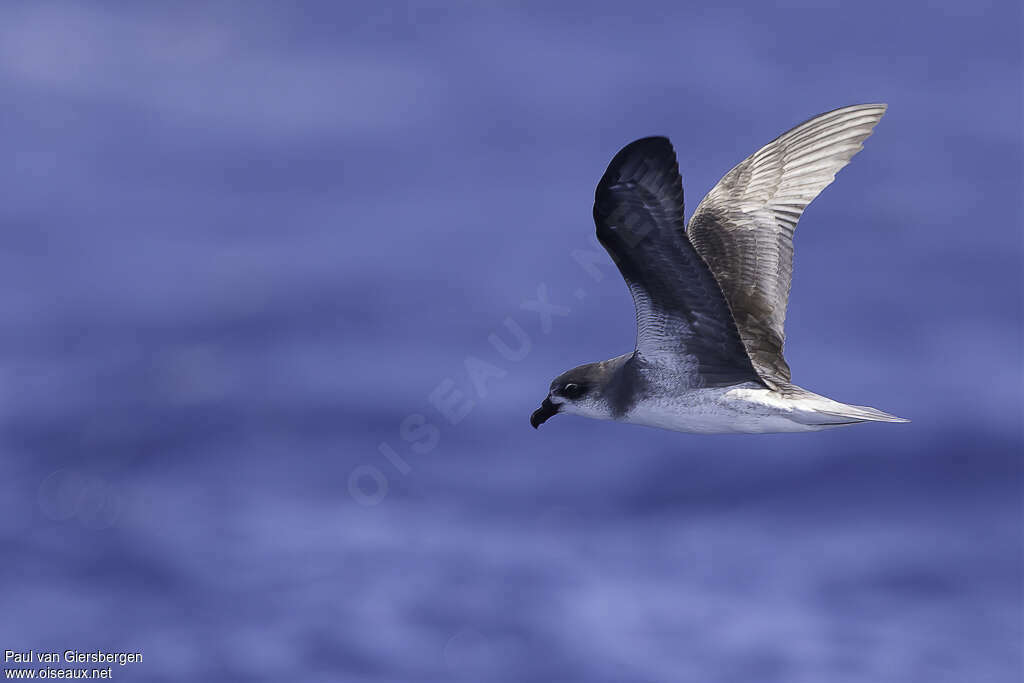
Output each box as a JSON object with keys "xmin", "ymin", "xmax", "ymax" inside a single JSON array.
[
  {"xmin": 687, "ymin": 103, "xmax": 887, "ymax": 387},
  {"xmin": 593, "ymin": 137, "xmax": 760, "ymax": 388}
]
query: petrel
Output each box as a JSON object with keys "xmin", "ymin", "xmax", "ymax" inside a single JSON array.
[{"xmin": 531, "ymin": 104, "xmax": 908, "ymax": 433}]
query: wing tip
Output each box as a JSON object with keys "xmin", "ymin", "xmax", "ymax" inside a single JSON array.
[
  {"xmin": 834, "ymin": 102, "xmax": 888, "ymax": 113},
  {"xmin": 598, "ymin": 136, "xmax": 678, "ymax": 191},
  {"xmin": 829, "ymin": 102, "xmax": 889, "ymax": 125}
]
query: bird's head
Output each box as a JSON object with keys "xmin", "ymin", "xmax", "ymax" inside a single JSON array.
[{"xmin": 530, "ymin": 362, "xmax": 611, "ymax": 428}]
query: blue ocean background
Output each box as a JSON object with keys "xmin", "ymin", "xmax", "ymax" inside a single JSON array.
[{"xmin": 0, "ymin": 2, "xmax": 1021, "ymax": 681}]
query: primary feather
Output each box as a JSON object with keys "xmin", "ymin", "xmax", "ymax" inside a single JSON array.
[{"xmin": 687, "ymin": 103, "xmax": 888, "ymax": 387}]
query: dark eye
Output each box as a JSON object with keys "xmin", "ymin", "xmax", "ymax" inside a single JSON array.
[{"xmin": 563, "ymin": 383, "xmax": 585, "ymax": 399}]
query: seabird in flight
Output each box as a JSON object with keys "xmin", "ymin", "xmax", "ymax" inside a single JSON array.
[{"xmin": 531, "ymin": 104, "xmax": 908, "ymax": 434}]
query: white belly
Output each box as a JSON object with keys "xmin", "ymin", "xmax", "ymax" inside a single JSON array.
[{"xmin": 622, "ymin": 385, "xmax": 831, "ymax": 434}]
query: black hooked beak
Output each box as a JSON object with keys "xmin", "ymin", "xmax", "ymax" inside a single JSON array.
[{"xmin": 530, "ymin": 397, "xmax": 560, "ymax": 429}]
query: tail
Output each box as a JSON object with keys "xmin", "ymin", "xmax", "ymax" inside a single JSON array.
[
  {"xmin": 783, "ymin": 384, "xmax": 910, "ymax": 426},
  {"xmin": 813, "ymin": 402, "xmax": 910, "ymax": 424}
]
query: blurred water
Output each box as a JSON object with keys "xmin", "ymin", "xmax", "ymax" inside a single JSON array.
[{"xmin": 0, "ymin": 1, "xmax": 1021, "ymax": 681}]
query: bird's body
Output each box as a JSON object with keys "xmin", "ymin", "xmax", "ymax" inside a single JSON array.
[
  {"xmin": 531, "ymin": 104, "xmax": 908, "ymax": 434},
  {"xmin": 552, "ymin": 352, "xmax": 906, "ymax": 434},
  {"xmin": 624, "ymin": 385, "xmax": 842, "ymax": 435}
]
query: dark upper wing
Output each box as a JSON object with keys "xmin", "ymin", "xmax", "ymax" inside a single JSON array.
[
  {"xmin": 593, "ymin": 136, "xmax": 760, "ymax": 387},
  {"xmin": 687, "ymin": 104, "xmax": 887, "ymax": 387}
]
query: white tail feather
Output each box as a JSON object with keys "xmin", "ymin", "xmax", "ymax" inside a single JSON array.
[{"xmin": 813, "ymin": 403, "xmax": 910, "ymax": 424}]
